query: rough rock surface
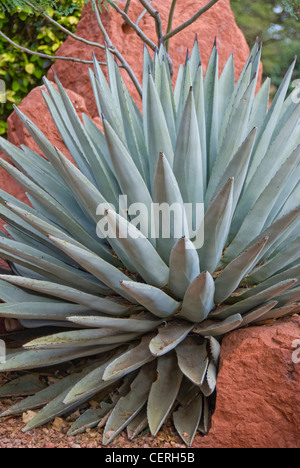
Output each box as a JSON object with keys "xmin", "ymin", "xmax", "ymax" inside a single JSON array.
[
  {"xmin": 47, "ymin": 0, "xmax": 257, "ymax": 116},
  {"xmin": 194, "ymin": 316, "xmax": 300, "ymax": 448}
]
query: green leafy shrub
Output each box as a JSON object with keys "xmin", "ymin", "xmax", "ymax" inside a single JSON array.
[
  {"xmin": 0, "ymin": 1, "xmax": 84, "ymax": 136},
  {"xmin": 231, "ymin": 0, "xmax": 300, "ymax": 97}
]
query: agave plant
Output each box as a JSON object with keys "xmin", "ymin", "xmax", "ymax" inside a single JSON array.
[{"xmin": 0, "ymin": 39, "xmax": 299, "ymax": 446}]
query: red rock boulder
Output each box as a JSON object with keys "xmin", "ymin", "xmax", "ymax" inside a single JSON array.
[{"xmin": 194, "ymin": 316, "xmax": 300, "ymax": 448}]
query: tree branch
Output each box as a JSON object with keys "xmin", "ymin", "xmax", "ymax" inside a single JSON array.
[
  {"xmin": 24, "ymin": 0, "xmax": 108, "ymax": 52},
  {"xmin": 0, "ymin": 31, "xmax": 107, "ymax": 65},
  {"xmin": 124, "ymin": 0, "xmax": 132, "ymax": 14},
  {"xmin": 165, "ymin": 0, "xmax": 177, "ymax": 52},
  {"xmin": 136, "ymin": 0, "xmax": 152, "ymax": 27},
  {"xmin": 92, "ymin": 0, "xmax": 142, "ymax": 98},
  {"xmin": 138, "ymin": 0, "xmax": 163, "ymax": 44},
  {"xmin": 162, "ymin": 0, "xmax": 220, "ymax": 42},
  {"xmin": 110, "ymin": 1, "xmax": 157, "ymax": 51}
]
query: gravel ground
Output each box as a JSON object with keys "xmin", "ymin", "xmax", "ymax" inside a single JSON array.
[{"xmin": 0, "ymin": 373, "xmax": 186, "ymax": 449}]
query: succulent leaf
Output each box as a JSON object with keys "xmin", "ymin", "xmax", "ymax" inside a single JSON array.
[
  {"xmin": 175, "ymin": 337, "xmax": 209, "ymax": 386},
  {"xmin": 103, "ymin": 362, "xmax": 156, "ymax": 445},
  {"xmin": 147, "ymin": 353, "xmax": 183, "ymax": 436},
  {"xmin": 168, "ymin": 237, "xmax": 200, "ymax": 299},
  {"xmin": 103, "ymin": 335, "xmax": 155, "ymax": 382},
  {"xmin": 120, "ymin": 280, "xmax": 180, "ymax": 318},
  {"xmin": 180, "ymin": 272, "xmax": 215, "ymax": 322},
  {"xmin": 149, "ymin": 321, "xmax": 194, "ymax": 357},
  {"xmin": 173, "ymin": 394, "xmax": 203, "ymax": 447}
]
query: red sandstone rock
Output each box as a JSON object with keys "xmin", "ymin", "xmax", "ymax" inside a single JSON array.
[
  {"xmin": 194, "ymin": 316, "xmax": 300, "ymax": 448},
  {"xmin": 48, "ymin": 0, "xmax": 258, "ymax": 116}
]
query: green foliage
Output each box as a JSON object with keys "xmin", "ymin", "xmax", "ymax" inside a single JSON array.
[
  {"xmin": 0, "ymin": 0, "xmax": 116, "ymax": 14},
  {"xmin": 0, "ymin": 1, "xmax": 84, "ymax": 136},
  {"xmin": 231, "ymin": 0, "xmax": 300, "ymax": 95},
  {"xmin": 0, "ymin": 0, "xmax": 81, "ymax": 14},
  {"xmin": 282, "ymin": 0, "xmax": 300, "ymax": 18}
]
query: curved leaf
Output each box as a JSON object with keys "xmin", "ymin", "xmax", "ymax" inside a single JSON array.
[
  {"xmin": 199, "ymin": 361, "xmax": 217, "ymax": 397},
  {"xmin": 240, "ymin": 301, "xmax": 278, "ymax": 327},
  {"xmin": 180, "ymin": 272, "xmax": 215, "ymax": 323},
  {"xmin": 103, "ymin": 117, "xmax": 153, "ymax": 241},
  {"xmin": 105, "ymin": 210, "xmax": 169, "ymax": 288},
  {"xmin": 257, "ymin": 303, "xmax": 299, "ymax": 322},
  {"xmin": 103, "ymin": 335, "xmax": 155, "ymax": 382},
  {"xmin": 197, "ymin": 178, "xmax": 234, "ymax": 273},
  {"xmin": 103, "ymin": 362, "xmax": 156, "ymax": 445},
  {"xmin": 194, "ymin": 314, "xmax": 243, "ymax": 337},
  {"xmin": 0, "ymin": 275, "xmax": 131, "ymax": 316},
  {"xmin": 0, "ymin": 346, "xmax": 105, "ymax": 372},
  {"xmin": 214, "ymin": 237, "xmax": 268, "ymax": 304},
  {"xmin": 145, "ymin": 73, "xmax": 174, "ymax": 182},
  {"xmin": 67, "ymin": 315, "xmax": 162, "ymax": 334},
  {"xmin": 153, "ymin": 153, "xmax": 189, "ymax": 263},
  {"xmin": 173, "ymin": 394, "xmax": 203, "ymax": 447},
  {"xmin": 120, "ymin": 280, "xmax": 180, "ymax": 318},
  {"xmin": 194, "ymin": 314, "xmax": 243, "ymax": 336},
  {"xmin": 213, "ymin": 279, "xmax": 297, "ymax": 320},
  {"xmin": 168, "ymin": 237, "xmax": 200, "ymax": 299},
  {"xmin": 173, "ymin": 88, "xmax": 203, "ymax": 207},
  {"xmin": 176, "ymin": 337, "xmax": 208, "ymax": 386},
  {"xmin": 23, "ymin": 329, "xmax": 140, "ymax": 350},
  {"xmin": 149, "ymin": 321, "xmax": 193, "ymax": 357},
  {"xmin": 147, "ymin": 353, "xmax": 183, "ymax": 436},
  {"xmin": 48, "ymin": 235, "xmax": 133, "ymax": 301},
  {"xmin": 0, "ymin": 302, "xmax": 91, "ymax": 321}
]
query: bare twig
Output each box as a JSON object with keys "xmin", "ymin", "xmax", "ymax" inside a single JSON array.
[
  {"xmin": 137, "ymin": 0, "xmax": 174, "ymax": 75},
  {"xmin": 135, "ymin": 0, "xmax": 152, "ymax": 27},
  {"xmin": 0, "ymin": 31, "xmax": 107, "ymax": 65},
  {"xmin": 110, "ymin": 2, "xmax": 157, "ymax": 51},
  {"xmin": 24, "ymin": 0, "xmax": 108, "ymax": 52},
  {"xmin": 92, "ymin": 0, "xmax": 142, "ymax": 97},
  {"xmin": 162, "ymin": 0, "xmax": 221, "ymax": 43},
  {"xmin": 138, "ymin": 0, "xmax": 163, "ymax": 44},
  {"xmin": 124, "ymin": 0, "xmax": 132, "ymax": 14},
  {"xmin": 165, "ymin": 0, "xmax": 177, "ymax": 52}
]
